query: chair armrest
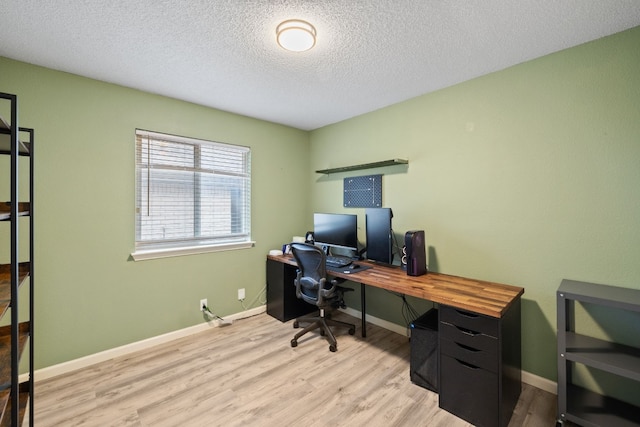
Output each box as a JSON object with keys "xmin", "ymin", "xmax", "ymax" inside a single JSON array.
[{"xmin": 322, "ymin": 278, "xmax": 352, "ymax": 294}]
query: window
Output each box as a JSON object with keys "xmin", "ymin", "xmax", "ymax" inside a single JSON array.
[{"xmin": 133, "ymin": 129, "xmax": 252, "ymax": 260}]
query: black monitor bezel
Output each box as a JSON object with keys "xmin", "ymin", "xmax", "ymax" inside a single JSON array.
[{"xmin": 313, "ymin": 213, "xmax": 358, "ymax": 252}]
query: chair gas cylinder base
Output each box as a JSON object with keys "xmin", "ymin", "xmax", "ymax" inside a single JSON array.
[{"xmin": 291, "ymin": 308, "xmax": 356, "ymax": 352}]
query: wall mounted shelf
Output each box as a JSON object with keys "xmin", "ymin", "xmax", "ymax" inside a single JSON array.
[{"xmin": 315, "ymin": 158, "xmax": 408, "ymax": 174}]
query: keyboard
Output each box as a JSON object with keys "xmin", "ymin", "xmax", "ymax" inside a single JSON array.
[{"xmin": 326, "ymin": 255, "xmax": 353, "ymax": 268}]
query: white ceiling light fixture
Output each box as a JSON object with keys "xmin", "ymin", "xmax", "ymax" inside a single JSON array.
[{"xmin": 276, "ymin": 19, "xmax": 316, "ymax": 52}]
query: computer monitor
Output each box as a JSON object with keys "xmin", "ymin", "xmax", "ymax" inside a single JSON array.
[
  {"xmin": 365, "ymin": 207, "xmax": 393, "ymax": 264},
  {"xmin": 313, "ymin": 213, "xmax": 358, "ymax": 252}
]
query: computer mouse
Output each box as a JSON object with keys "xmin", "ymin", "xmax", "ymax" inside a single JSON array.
[{"xmin": 348, "ymin": 263, "xmax": 360, "ymax": 270}]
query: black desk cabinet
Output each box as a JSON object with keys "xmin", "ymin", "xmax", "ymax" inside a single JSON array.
[
  {"xmin": 266, "ymin": 259, "xmax": 316, "ymax": 322},
  {"xmin": 439, "ymin": 301, "xmax": 522, "ymax": 427}
]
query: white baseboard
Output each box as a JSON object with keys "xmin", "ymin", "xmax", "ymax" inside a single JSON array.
[
  {"xmin": 31, "ymin": 304, "xmax": 558, "ymax": 396},
  {"xmin": 522, "ymin": 371, "xmax": 557, "ymax": 394},
  {"xmin": 339, "ymin": 307, "xmax": 410, "ymax": 336},
  {"xmin": 29, "ymin": 305, "xmax": 266, "ymax": 383}
]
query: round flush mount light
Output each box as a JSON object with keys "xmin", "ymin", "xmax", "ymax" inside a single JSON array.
[{"xmin": 276, "ymin": 19, "xmax": 316, "ymax": 52}]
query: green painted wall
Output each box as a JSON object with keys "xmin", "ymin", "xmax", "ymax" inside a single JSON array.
[
  {"xmin": 309, "ymin": 26, "xmax": 640, "ymax": 384},
  {"xmin": 0, "ymin": 57, "xmax": 310, "ymax": 369}
]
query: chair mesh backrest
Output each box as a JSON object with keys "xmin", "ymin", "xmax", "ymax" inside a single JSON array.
[
  {"xmin": 290, "ymin": 243, "xmax": 327, "ymax": 302},
  {"xmin": 291, "ymin": 243, "xmax": 327, "ymax": 282}
]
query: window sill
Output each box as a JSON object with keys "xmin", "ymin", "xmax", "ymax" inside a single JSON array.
[{"xmin": 131, "ymin": 241, "xmax": 255, "ymax": 261}]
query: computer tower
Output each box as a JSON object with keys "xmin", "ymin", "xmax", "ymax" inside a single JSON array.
[
  {"xmin": 365, "ymin": 208, "xmax": 393, "ymax": 264},
  {"xmin": 410, "ymin": 308, "xmax": 438, "ymax": 392},
  {"xmin": 404, "ymin": 230, "xmax": 427, "ymax": 276}
]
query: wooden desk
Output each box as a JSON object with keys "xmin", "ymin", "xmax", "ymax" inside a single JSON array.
[
  {"xmin": 267, "ymin": 254, "xmax": 523, "ymax": 331},
  {"xmin": 266, "ymin": 254, "xmax": 524, "ymax": 427}
]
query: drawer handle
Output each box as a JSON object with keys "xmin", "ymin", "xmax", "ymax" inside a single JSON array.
[
  {"xmin": 455, "ymin": 325, "xmax": 480, "ymax": 337},
  {"xmin": 455, "ymin": 358, "xmax": 480, "ymax": 370},
  {"xmin": 456, "ymin": 342, "xmax": 480, "ymax": 353},
  {"xmin": 455, "ymin": 309, "xmax": 479, "ymax": 319}
]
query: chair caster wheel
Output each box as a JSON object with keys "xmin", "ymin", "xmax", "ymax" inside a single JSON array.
[
  {"xmin": 348, "ymin": 327, "xmax": 356, "ymax": 335},
  {"xmin": 293, "ymin": 321, "xmax": 299, "ymax": 328},
  {"xmin": 329, "ymin": 344, "xmax": 337, "ymax": 352},
  {"xmin": 320, "ymin": 329, "xmax": 326, "ymax": 336},
  {"xmin": 291, "ymin": 339, "xmax": 297, "ymax": 348}
]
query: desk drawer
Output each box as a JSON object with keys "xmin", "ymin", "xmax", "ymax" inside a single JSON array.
[
  {"xmin": 439, "ymin": 320, "xmax": 498, "ymax": 354},
  {"xmin": 440, "ymin": 305, "xmax": 499, "ymax": 338},
  {"xmin": 440, "ymin": 335, "xmax": 498, "ymax": 373},
  {"xmin": 439, "ymin": 354, "xmax": 499, "ymax": 427}
]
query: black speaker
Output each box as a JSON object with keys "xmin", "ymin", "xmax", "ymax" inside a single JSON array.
[{"xmin": 404, "ymin": 230, "xmax": 427, "ymax": 276}]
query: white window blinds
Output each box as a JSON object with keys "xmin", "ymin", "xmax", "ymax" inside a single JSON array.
[{"xmin": 135, "ymin": 130, "xmax": 251, "ymax": 252}]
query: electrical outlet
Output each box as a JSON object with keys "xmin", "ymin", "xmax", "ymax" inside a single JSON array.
[
  {"xmin": 200, "ymin": 298, "xmax": 207, "ymax": 311},
  {"xmin": 238, "ymin": 288, "xmax": 245, "ymax": 300}
]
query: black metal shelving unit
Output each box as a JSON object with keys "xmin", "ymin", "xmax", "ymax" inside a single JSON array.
[
  {"xmin": 557, "ymin": 279, "xmax": 640, "ymax": 427},
  {"xmin": 0, "ymin": 92, "xmax": 34, "ymax": 426}
]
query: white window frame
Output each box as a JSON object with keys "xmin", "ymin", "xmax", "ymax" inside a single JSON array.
[{"xmin": 131, "ymin": 129, "xmax": 253, "ymax": 261}]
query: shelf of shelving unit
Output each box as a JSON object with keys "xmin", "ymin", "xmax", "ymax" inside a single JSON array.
[
  {"xmin": 0, "ymin": 381, "xmax": 30, "ymax": 427},
  {"xmin": 0, "ymin": 203, "xmax": 31, "ymax": 221},
  {"xmin": 564, "ymin": 333, "xmax": 640, "ymax": 380},
  {"xmin": 0, "ymin": 389, "xmax": 8, "ymax": 421},
  {"xmin": 0, "ymin": 118, "xmax": 30, "ymax": 156},
  {"xmin": 0, "ymin": 263, "xmax": 31, "ymax": 318},
  {"xmin": 557, "ymin": 279, "xmax": 640, "ymax": 427},
  {"xmin": 0, "ymin": 323, "xmax": 31, "ymax": 384},
  {"xmin": 315, "ymin": 158, "xmax": 408, "ymax": 174}
]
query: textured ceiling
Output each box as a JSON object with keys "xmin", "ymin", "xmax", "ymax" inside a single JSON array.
[{"xmin": 1, "ymin": 1, "xmax": 640, "ymax": 130}]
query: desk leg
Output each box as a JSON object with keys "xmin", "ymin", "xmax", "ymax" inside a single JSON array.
[{"xmin": 361, "ymin": 283, "xmax": 366, "ymax": 338}]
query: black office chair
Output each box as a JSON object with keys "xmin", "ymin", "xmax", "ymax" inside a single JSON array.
[{"xmin": 289, "ymin": 242, "xmax": 356, "ymax": 352}]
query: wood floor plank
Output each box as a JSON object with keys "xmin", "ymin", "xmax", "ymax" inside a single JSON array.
[{"xmin": 31, "ymin": 312, "xmax": 557, "ymax": 426}]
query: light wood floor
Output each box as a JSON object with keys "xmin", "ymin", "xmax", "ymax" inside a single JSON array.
[{"xmin": 31, "ymin": 312, "xmax": 557, "ymax": 426}]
